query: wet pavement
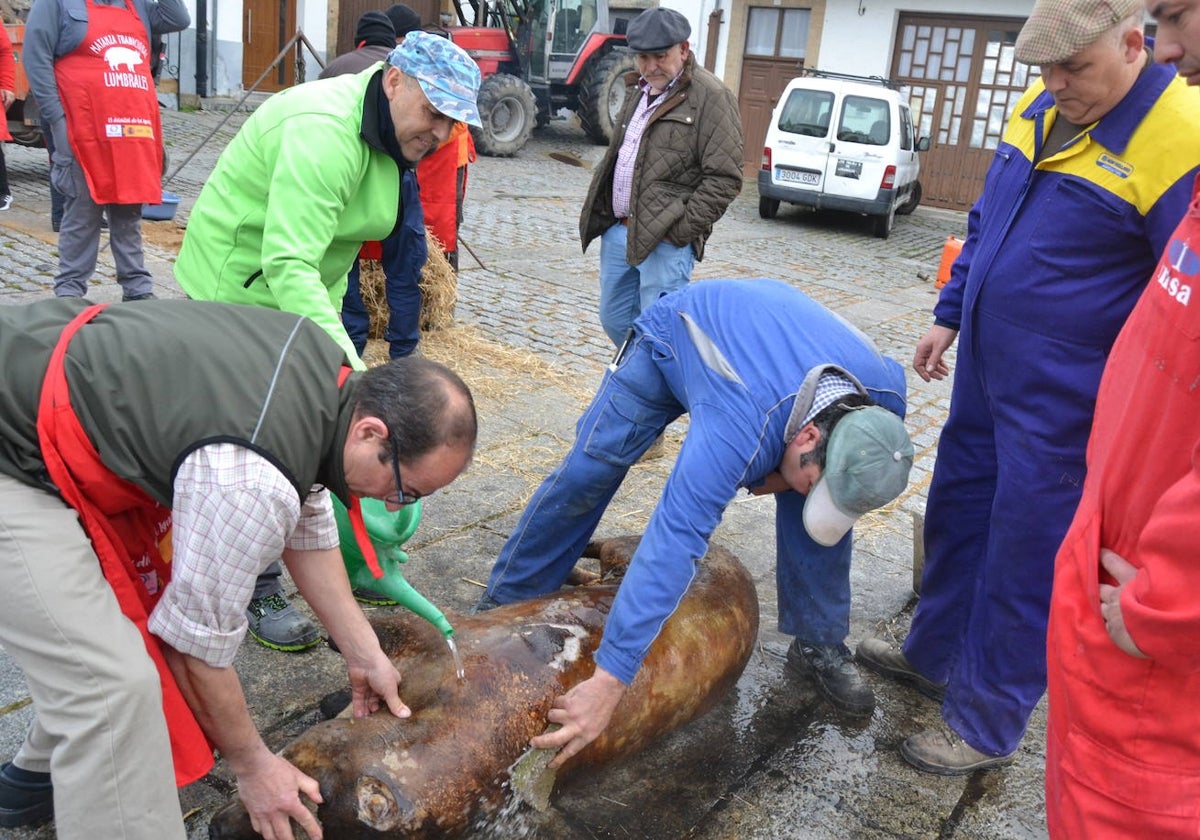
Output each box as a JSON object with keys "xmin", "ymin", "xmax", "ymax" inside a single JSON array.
[{"xmin": 0, "ymin": 107, "xmax": 1047, "ymax": 839}]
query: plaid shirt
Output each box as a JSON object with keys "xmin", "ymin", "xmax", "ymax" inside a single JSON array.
[
  {"xmin": 147, "ymin": 443, "xmax": 338, "ymax": 667},
  {"xmin": 611, "ymin": 72, "xmax": 684, "ymax": 219}
]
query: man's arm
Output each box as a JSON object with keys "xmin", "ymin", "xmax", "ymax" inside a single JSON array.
[
  {"xmin": 143, "ymin": 0, "xmax": 190, "ymax": 35},
  {"xmin": 258, "ymin": 113, "xmax": 379, "ymax": 369},
  {"xmin": 668, "ymin": 82, "xmax": 743, "ymax": 245},
  {"xmin": 162, "ymin": 649, "xmax": 325, "ymax": 840},
  {"xmin": 283, "ymin": 544, "xmax": 408, "ymax": 718},
  {"xmin": 22, "ymin": 0, "xmax": 67, "ymax": 142},
  {"xmin": 532, "ymin": 405, "xmax": 755, "ymax": 765}
]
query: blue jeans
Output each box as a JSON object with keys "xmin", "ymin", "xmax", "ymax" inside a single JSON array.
[
  {"xmin": 342, "ymin": 170, "xmax": 427, "ymax": 358},
  {"xmin": 341, "ymin": 231, "xmax": 423, "ymax": 358},
  {"xmin": 597, "ymin": 223, "xmax": 694, "ymax": 346}
]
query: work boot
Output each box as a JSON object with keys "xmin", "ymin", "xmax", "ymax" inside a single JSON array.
[
  {"xmin": 245, "ymin": 593, "xmax": 321, "ymax": 652},
  {"xmin": 855, "ymin": 637, "xmax": 946, "ymax": 701},
  {"xmin": 352, "ymin": 588, "xmax": 398, "ymax": 606},
  {"xmin": 900, "ymin": 726, "xmax": 1016, "ymax": 775},
  {"xmin": 785, "ymin": 640, "xmax": 874, "ymax": 717},
  {"xmin": 470, "ymin": 592, "xmax": 502, "ymax": 614},
  {"xmin": 121, "ymin": 291, "xmax": 158, "ymax": 302},
  {"xmin": 0, "ymin": 761, "xmax": 53, "ymax": 828}
]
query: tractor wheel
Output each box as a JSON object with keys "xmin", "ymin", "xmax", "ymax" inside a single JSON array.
[
  {"xmin": 578, "ymin": 49, "xmax": 636, "ymax": 145},
  {"xmin": 896, "ymin": 180, "xmax": 922, "ymax": 216},
  {"xmin": 471, "ymin": 73, "xmax": 537, "ymax": 157}
]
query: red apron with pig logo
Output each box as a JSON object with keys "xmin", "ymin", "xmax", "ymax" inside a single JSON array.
[
  {"xmin": 37, "ymin": 304, "xmax": 212, "ymax": 786},
  {"xmin": 53, "ymin": 0, "xmax": 162, "ymax": 204}
]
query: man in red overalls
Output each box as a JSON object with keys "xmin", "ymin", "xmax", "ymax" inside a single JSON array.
[
  {"xmin": 23, "ymin": 0, "xmax": 189, "ymax": 300},
  {"xmin": 1045, "ymin": 2, "xmax": 1200, "ymax": 835}
]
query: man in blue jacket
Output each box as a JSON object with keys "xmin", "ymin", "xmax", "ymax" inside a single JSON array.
[
  {"xmin": 857, "ymin": 0, "xmax": 1200, "ymax": 775},
  {"xmin": 478, "ymin": 279, "xmax": 913, "ymax": 764}
]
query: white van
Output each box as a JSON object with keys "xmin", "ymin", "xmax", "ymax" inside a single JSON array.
[{"xmin": 757, "ymin": 70, "xmax": 928, "ymax": 239}]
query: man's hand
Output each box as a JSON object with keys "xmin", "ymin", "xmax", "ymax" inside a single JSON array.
[
  {"xmin": 161, "ymin": 648, "xmax": 326, "ymax": 840},
  {"xmin": 1098, "ymin": 548, "xmax": 1147, "ymax": 659},
  {"xmin": 912, "ymin": 324, "xmax": 958, "ymax": 382},
  {"xmin": 0, "ymin": 89, "xmax": 13, "ymax": 110},
  {"xmin": 236, "ymin": 749, "xmax": 324, "ymax": 840},
  {"xmin": 346, "ymin": 650, "xmax": 409, "ymax": 719},
  {"xmin": 531, "ymin": 667, "xmax": 626, "ymax": 769},
  {"xmin": 283, "ymin": 546, "xmax": 408, "ymax": 717}
]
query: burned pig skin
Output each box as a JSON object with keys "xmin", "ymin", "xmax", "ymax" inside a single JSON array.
[{"xmin": 209, "ymin": 536, "xmax": 759, "ymax": 839}]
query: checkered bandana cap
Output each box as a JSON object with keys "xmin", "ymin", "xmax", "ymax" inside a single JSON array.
[
  {"xmin": 1014, "ymin": 0, "xmax": 1142, "ymax": 65},
  {"xmin": 386, "ymin": 31, "xmax": 482, "ymax": 127},
  {"xmin": 802, "ymin": 372, "xmax": 860, "ymax": 427}
]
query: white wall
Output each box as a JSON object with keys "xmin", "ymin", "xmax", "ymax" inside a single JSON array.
[
  {"xmin": 659, "ymin": 0, "xmax": 730, "ymax": 75},
  {"xmin": 201, "ymin": 0, "xmax": 332, "ymax": 96},
  {"xmin": 817, "ymin": 0, "xmax": 1033, "ymax": 77}
]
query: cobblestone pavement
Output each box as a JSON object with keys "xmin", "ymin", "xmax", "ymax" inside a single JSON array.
[{"xmin": 0, "ymin": 108, "xmax": 1051, "ymax": 840}]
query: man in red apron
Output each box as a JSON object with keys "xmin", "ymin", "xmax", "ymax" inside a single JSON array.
[
  {"xmin": 0, "ymin": 299, "xmax": 477, "ymax": 839},
  {"xmin": 23, "ymin": 0, "xmax": 189, "ymax": 300},
  {"xmin": 1045, "ymin": 2, "xmax": 1200, "ymax": 834}
]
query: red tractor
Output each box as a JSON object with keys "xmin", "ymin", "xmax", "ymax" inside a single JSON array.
[{"xmin": 446, "ymin": 0, "xmax": 656, "ymax": 156}]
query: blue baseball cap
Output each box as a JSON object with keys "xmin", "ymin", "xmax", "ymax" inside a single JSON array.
[{"xmin": 387, "ymin": 31, "xmax": 482, "ymax": 127}]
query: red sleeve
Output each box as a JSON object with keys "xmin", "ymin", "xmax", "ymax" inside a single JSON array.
[{"xmin": 0, "ymin": 26, "xmax": 15, "ymax": 92}]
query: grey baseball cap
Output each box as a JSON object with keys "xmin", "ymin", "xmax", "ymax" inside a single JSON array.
[{"xmin": 802, "ymin": 405, "xmax": 914, "ymax": 547}]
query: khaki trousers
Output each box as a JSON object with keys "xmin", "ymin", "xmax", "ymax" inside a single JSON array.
[{"xmin": 0, "ymin": 473, "xmax": 187, "ymax": 839}]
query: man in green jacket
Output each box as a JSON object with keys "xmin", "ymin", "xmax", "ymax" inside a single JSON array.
[
  {"xmin": 176, "ymin": 31, "xmax": 480, "ymax": 649},
  {"xmin": 175, "ymin": 30, "xmax": 481, "ymax": 367}
]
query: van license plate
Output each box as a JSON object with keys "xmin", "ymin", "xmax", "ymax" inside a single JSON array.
[
  {"xmin": 835, "ymin": 159, "xmax": 862, "ymax": 179},
  {"xmin": 777, "ymin": 169, "xmax": 820, "ymax": 186}
]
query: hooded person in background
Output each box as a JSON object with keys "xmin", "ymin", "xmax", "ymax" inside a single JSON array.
[{"xmin": 320, "ymin": 10, "xmax": 397, "ymax": 77}]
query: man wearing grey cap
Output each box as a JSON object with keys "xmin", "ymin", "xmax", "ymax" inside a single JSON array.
[
  {"xmin": 174, "ymin": 31, "xmax": 480, "ymax": 650},
  {"xmin": 857, "ymin": 0, "xmax": 1200, "ymax": 775},
  {"xmin": 476, "ymin": 279, "xmax": 914, "ymax": 766},
  {"xmin": 579, "ymin": 7, "xmax": 743, "ymax": 348}
]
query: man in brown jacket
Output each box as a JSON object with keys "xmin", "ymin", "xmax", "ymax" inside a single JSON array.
[{"xmin": 579, "ymin": 7, "xmax": 743, "ymax": 346}]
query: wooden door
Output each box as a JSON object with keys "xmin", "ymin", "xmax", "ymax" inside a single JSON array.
[
  {"xmin": 737, "ymin": 6, "xmax": 811, "ymax": 176},
  {"xmin": 891, "ymin": 14, "xmax": 1031, "ymax": 210},
  {"xmin": 243, "ymin": 0, "xmax": 297, "ymax": 92},
  {"xmin": 334, "ymin": 0, "xmax": 442, "ymax": 57}
]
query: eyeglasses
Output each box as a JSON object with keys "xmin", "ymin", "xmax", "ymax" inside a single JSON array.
[{"xmin": 385, "ymin": 436, "xmax": 422, "ymax": 507}]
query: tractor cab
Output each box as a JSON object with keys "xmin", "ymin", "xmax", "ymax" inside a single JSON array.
[{"xmin": 447, "ymin": 0, "xmax": 653, "ymax": 156}]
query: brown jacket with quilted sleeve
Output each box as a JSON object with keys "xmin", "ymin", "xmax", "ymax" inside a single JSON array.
[{"xmin": 579, "ymin": 53, "xmax": 744, "ymax": 265}]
